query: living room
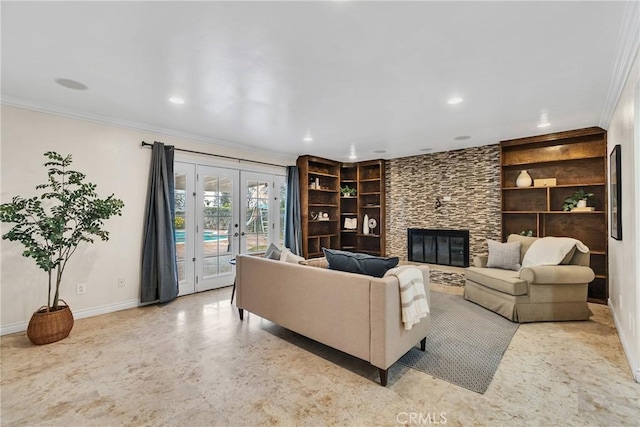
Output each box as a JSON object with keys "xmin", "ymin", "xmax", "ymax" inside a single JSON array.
[{"xmin": 1, "ymin": 1, "xmax": 639, "ymax": 425}]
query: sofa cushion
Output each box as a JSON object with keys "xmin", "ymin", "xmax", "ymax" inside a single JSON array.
[
  {"xmin": 299, "ymin": 257, "xmax": 329, "ymax": 269},
  {"xmin": 264, "ymin": 243, "xmax": 282, "ymax": 260},
  {"xmin": 507, "ymin": 234, "xmax": 538, "ymax": 263},
  {"xmin": 322, "ymin": 248, "xmax": 399, "ymax": 278},
  {"xmin": 465, "ymin": 267, "xmax": 529, "ymax": 296},
  {"xmin": 280, "ymin": 247, "xmax": 305, "ymax": 264},
  {"xmin": 486, "ymin": 239, "xmax": 521, "ymax": 271}
]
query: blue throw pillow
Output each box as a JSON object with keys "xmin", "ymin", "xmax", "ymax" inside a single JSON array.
[{"xmin": 322, "ymin": 248, "xmax": 399, "ymax": 278}]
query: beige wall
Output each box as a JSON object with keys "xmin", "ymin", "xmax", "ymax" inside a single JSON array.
[
  {"xmin": 0, "ymin": 106, "xmax": 292, "ymax": 333},
  {"xmin": 607, "ymin": 49, "xmax": 640, "ymax": 382}
]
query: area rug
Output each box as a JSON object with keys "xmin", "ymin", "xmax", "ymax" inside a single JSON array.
[{"xmin": 397, "ymin": 291, "xmax": 519, "ymax": 394}]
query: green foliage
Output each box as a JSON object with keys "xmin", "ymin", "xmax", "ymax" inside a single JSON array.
[
  {"xmin": 174, "ymin": 216, "xmax": 185, "ymax": 229},
  {"xmin": 562, "ymin": 189, "xmax": 594, "ymax": 211},
  {"xmin": 519, "ymin": 230, "xmax": 534, "ymax": 237},
  {"xmin": 0, "ymin": 152, "xmax": 124, "ymax": 310},
  {"xmin": 340, "ymin": 185, "xmax": 356, "ymax": 196}
]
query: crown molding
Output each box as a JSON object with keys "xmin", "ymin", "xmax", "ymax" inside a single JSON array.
[
  {"xmin": 600, "ymin": 0, "xmax": 640, "ymax": 129},
  {"xmin": 0, "ymin": 95, "xmax": 294, "ymax": 164}
]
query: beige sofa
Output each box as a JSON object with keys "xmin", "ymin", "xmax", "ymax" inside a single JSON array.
[
  {"xmin": 464, "ymin": 234, "xmax": 595, "ymax": 322},
  {"xmin": 235, "ymin": 254, "xmax": 431, "ymax": 386}
]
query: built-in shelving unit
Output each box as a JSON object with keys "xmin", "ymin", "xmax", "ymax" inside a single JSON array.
[
  {"xmin": 357, "ymin": 160, "xmax": 385, "ymax": 256},
  {"xmin": 500, "ymin": 127, "xmax": 608, "ymax": 303},
  {"xmin": 299, "ymin": 156, "xmax": 386, "ymax": 258},
  {"xmin": 297, "ymin": 156, "xmax": 341, "ymax": 258}
]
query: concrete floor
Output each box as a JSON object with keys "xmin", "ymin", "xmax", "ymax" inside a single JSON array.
[{"xmin": 1, "ymin": 284, "xmax": 638, "ymax": 426}]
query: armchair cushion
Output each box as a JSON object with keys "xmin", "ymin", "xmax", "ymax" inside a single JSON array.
[
  {"xmin": 519, "ymin": 265, "xmax": 595, "ymax": 285},
  {"xmin": 465, "ymin": 267, "xmax": 529, "ymax": 296},
  {"xmin": 486, "ymin": 239, "xmax": 521, "ymax": 270}
]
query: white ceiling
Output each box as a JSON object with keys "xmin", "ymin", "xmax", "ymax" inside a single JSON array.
[{"xmin": 1, "ymin": 1, "xmax": 633, "ymax": 162}]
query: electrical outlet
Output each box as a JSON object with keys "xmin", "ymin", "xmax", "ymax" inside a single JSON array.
[
  {"xmin": 443, "ymin": 196, "xmax": 452, "ymax": 202},
  {"xmin": 76, "ymin": 283, "xmax": 86, "ymax": 295},
  {"xmin": 117, "ymin": 278, "xmax": 125, "ymax": 288}
]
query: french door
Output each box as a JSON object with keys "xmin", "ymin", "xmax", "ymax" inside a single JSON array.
[{"xmin": 174, "ymin": 162, "xmax": 284, "ymax": 296}]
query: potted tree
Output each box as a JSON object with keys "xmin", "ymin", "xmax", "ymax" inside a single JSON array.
[{"xmin": 0, "ymin": 152, "xmax": 124, "ymax": 344}]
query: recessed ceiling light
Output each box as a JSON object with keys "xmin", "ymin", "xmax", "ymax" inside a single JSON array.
[
  {"xmin": 169, "ymin": 97, "xmax": 185, "ymax": 104},
  {"xmin": 419, "ymin": 148, "xmax": 433, "ymax": 152},
  {"xmin": 373, "ymin": 150, "xmax": 387, "ymax": 154},
  {"xmin": 55, "ymin": 78, "xmax": 88, "ymax": 90},
  {"xmin": 303, "ymin": 136, "xmax": 313, "ymax": 142},
  {"xmin": 454, "ymin": 135, "xmax": 471, "ymax": 141},
  {"xmin": 447, "ymin": 97, "xmax": 463, "ymax": 105},
  {"xmin": 537, "ymin": 122, "xmax": 551, "ymax": 128},
  {"xmin": 348, "ymin": 144, "xmax": 357, "ymax": 160}
]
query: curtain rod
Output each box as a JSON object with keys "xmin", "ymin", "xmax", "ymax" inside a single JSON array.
[{"xmin": 141, "ymin": 141, "xmax": 287, "ymax": 168}]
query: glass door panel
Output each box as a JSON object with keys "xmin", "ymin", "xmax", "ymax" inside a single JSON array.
[
  {"xmin": 174, "ymin": 162, "xmax": 195, "ymax": 296},
  {"xmin": 240, "ymin": 172, "xmax": 271, "ymax": 254},
  {"xmin": 197, "ymin": 166, "xmax": 238, "ymax": 291}
]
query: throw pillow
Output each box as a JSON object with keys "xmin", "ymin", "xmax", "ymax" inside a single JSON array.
[
  {"xmin": 486, "ymin": 239, "xmax": 521, "ymax": 271},
  {"xmin": 264, "ymin": 243, "xmax": 282, "ymax": 260},
  {"xmin": 322, "ymin": 248, "xmax": 399, "ymax": 278},
  {"xmin": 280, "ymin": 247, "xmax": 305, "ymax": 264},
  {"xmin": 298, "ymin": 257, "xmax": 329, "ymax": 269}
]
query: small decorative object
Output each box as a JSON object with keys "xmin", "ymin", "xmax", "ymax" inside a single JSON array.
[
  {"xmin": 562, "ymin": 189, "xmax": 594, "ymax": 212},
  {"xmin": 610, "ymin": 144, "xmax": 622, "ymax": 240},
  {"xmin": 315, "ymin": 177, "xmax": 320, "ymax": 189},
  {"xmin": 533, "ymin": 178, "xmax": 557, "ymax": 187},
  {"xmin": 363, "ymin": 214, "xmax": 370, "ymax": 235},
  {"xmin": 322, "ymin": 212, "xmax": 329, "ymax": 219},
  {"xmin": 344, "ymin": 218, "xmax": 357, "ymax": 230},
  {"xmin": 519, "ymin": 230, "xmax": 534, "ymax": 237},
  {"xmin": 0, "ymin": 152, "xmax": 124, "ymax": 345},
  {"xmin": 516, "ymin": 170, "xmax": 533, "ymax": 187},
  {"xmin": 368, "ymin": 218, "xmax": 377, "ymax": 233},
  {"xmin": 310, "ymin": 211, "xmax": 319, "ymax": 220},
  {"xmin": 340, "ymin": 185, "xmax": 356, "ymax": 197}
]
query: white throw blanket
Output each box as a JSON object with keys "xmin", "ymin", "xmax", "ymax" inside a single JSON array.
[
  {"xmin": 521, "ymin": 237, "xmax": 589, "ymax": 268},
  {"xmin": 384, "ymin": 266, "xmax": 430, "ymax": 330}
]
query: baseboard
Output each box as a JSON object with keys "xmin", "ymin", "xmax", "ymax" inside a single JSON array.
[
  {"xmin": 608, "ymin": 299, "xmax": 640, "ymax": 383},
  {"xmin": 0, "ymin": 299, "xmax": 140, "ymax": 336}
]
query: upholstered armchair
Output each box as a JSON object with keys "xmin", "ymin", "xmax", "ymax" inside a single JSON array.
[{"xmin": 464, "ymin": 234, "xmax": 595, "ymax": 322}]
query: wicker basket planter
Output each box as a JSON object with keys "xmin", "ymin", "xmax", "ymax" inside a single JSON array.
[{"xmin": 26, "ymin": 302, "xmax": 74, "ymax": 345}]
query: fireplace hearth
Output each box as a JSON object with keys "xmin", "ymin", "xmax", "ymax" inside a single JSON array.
[{"xmin": 408, "ymin": 229, "xmax": 470, "ymax": 268}]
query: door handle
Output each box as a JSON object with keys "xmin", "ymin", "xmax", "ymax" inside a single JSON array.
[{"xmin": 240, "ymin": 232, "xmax": 246, "ymax": 236}]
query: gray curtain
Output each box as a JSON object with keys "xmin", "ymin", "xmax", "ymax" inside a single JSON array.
[
  {"xmin": 141, "ymin": 142, "xmax": 179, "ymax": 303},
  {"xmin": 284, "ymin": 166, "xmax": 303, "ymax": 255}
]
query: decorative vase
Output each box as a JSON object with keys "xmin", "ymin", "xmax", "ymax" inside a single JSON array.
[
  {"xmin": 577, "ymin": 199, "xmax": 587, "ymax": 208},
  {"xmin": 363, "ymin": 214, "xmax": 370, "ymax": 235},
  {"xmin": 516, "ymin": 170, "xmax": 532, "ymax": 187},
  {"xmin": 27, "ymin": 301, "xmax": 74, "ymax": 345}
]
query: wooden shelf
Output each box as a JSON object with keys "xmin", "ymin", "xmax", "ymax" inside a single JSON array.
[
  {"xmin": 357, "ymin": 234, "xmax": 381, "ymax": 238},
  {"xmin": 500, "ymin": 127, "xmax": 608, "ymax": 303},
  {"xmin": 341, "ymin": 212, "xmax": 357, "ymax": 215},
  {"xmin": 308, "ymin": 171, "xmax": 338, "ymax": 178},
  {"xmin": 310, "ymin": 188, "xmax": 339, "ymax": 193},
  {"xmin": 308, "ymin": 203, "xmax": 339, "ymax": 207},
  {"xmin": 341, "ymin": 229, "xmax": 357, "ymax": 233}
]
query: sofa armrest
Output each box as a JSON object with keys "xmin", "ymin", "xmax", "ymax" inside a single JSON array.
[
  {"xmin": 369, "ymin": 266, "xmax": 431, "ymax": 370},
  {"xmin": 473, "ymin": 255, "xmax": 488, "ymax": 268},
  {"xmin": 519, "ymin": 265, "xmax": 595, "ymax": 285}
]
